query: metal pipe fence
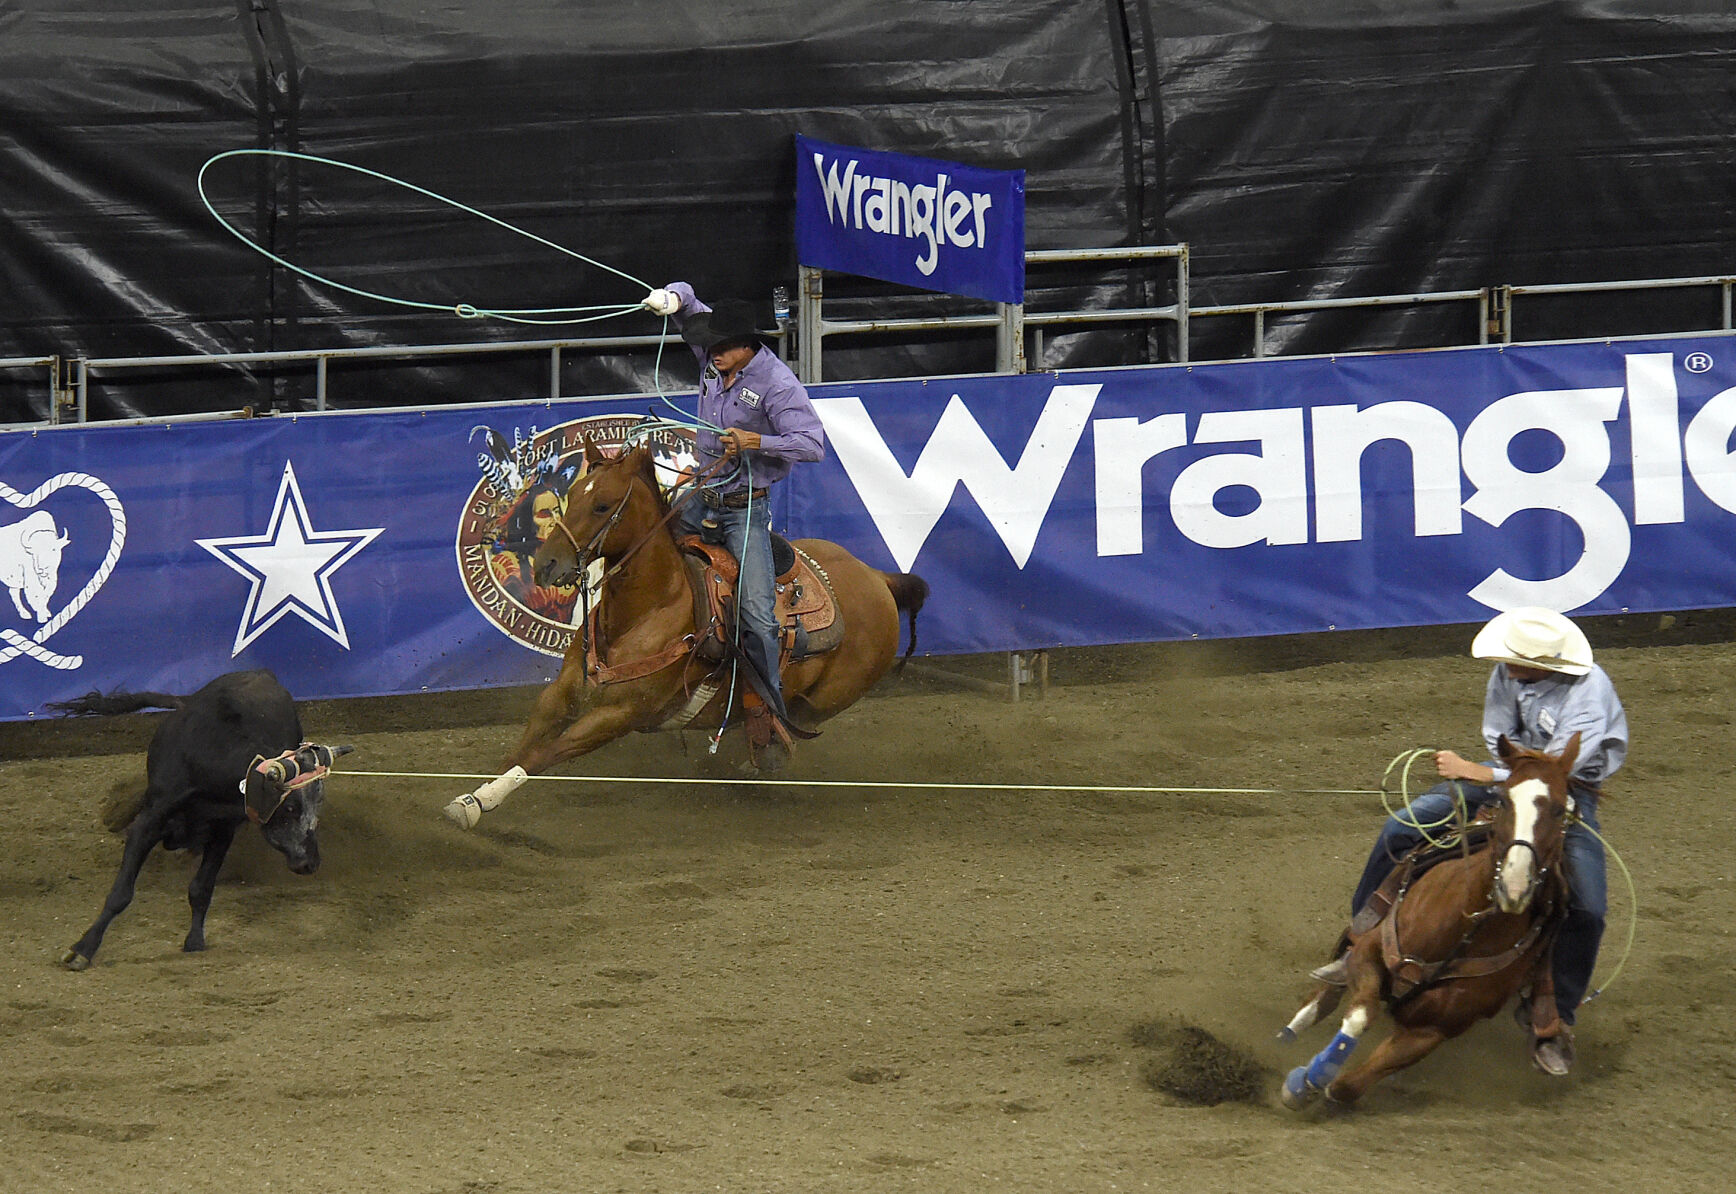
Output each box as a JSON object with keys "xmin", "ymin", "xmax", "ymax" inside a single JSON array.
[{"xmin": 6, "ymin": 255, "xmax": 1733, "ymax": 430}]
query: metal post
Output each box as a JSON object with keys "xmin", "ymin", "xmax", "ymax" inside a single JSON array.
[
  {"xmin": 75, "ymin": 359, "xmax": 88, "ymax": 423},
  {"xmin": 49, "ymin": 357, "xmax": 70, "ymax": 424},
  {"xmin": 1009, "ymin": 650, "xmax": 1048, "ymax": 701},
  {"xmin": 316, "ymin": 355, "xmax": 329, "ymax": 411},
  {"xmin": 1175, "ymin": 245, "xmax": 1190, "ymax": 364},
  {"xmin": 1491, "ymin": 285, "xmax": 1513, "ymax": 344},
  {"xmin": 996, "ymin": 301, "xmax": 1026, "ymax": 374},
  {"xmin": 548, "ymin": 346, "xmax": 561, "ymax": 401},
  {"xmin": 1253, "ymin": 309, "xmax": 1266, "ymax": 359},
  {"xmin": 797, "ymin": 264, "xmax": 824, "ymax": 385}
]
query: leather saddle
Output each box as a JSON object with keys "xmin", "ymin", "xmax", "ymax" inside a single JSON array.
[{"xmin": 679, "ymin": 534, "xmax": 844, "ymax": 666}]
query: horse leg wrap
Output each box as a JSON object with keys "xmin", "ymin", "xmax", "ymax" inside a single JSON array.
[
  {"xmin": 442, "ymin": 766, "xmax": 528, "ymax": 829},
  {"xmin": 1304, "ymin": 1029, "xmax": 1360, "ymax": 1091}
]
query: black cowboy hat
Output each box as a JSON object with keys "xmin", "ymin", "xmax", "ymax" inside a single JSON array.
[{"xmin": 680, "ymin": 299, "xmax": 768, "ymax": 351}]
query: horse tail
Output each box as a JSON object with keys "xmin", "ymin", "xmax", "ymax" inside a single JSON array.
[
  {"xmin": 99, "ymin": 779, "xmax": 147, "ymax": 834},
  {"xmin": 46, "ymin": 690, "xmax": 184, "ymax": 718},
  {"xmin": 880, "ymin": 571, "xmax": 930, "ymax": 670}
]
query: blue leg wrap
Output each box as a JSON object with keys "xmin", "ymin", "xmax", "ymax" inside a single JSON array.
[{"xmin": 1304, "ymin": 1029, "xmax": 1359, "ymax": 1091}]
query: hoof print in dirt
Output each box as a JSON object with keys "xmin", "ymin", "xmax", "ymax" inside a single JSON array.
[{"xmin": 1131, "ymin": 1017, "xmax": 1268, "ymax": 1106}]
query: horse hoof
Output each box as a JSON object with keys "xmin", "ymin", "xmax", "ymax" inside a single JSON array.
[
  {"xmin": 1280, "ymin": 1066, "xmax": 1319, "ymax": 1111},
  {"xmin": 60, "ymin": 949, "xmax": 91, "ymax": 972},
  {"xmin": 442, "ymin": 793, "xmax": 483, "ymax": 830},
  {"xmin": 1275, "ymin": 1026, "xmax": 1297, "ymax": 1044}
]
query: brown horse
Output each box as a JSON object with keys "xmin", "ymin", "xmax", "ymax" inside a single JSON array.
[
  {"xmin": 443, "ymin": 439, "xmax": 928, "ymax": 828},
  {"xmin": 1278, "ymin": 732, "xmax": 1579, "ymax": 1109}
]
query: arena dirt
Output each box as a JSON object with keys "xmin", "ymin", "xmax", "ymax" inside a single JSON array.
[{"xmin": 2, "ymin": 612, "xmax": 1732, "ymax": 1193}]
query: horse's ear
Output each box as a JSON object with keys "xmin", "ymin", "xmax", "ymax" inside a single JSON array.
[
  {"xmin": 1495, "ymin": 734, "xmax": 1517, "ymax": 763},
  {"xmin": 1557, "ymin": 730, "xmax": 1582, "ymax": 770},
  {"xmin": 582, "ymin": 435, "xmax": 607, "ymax": 468}
]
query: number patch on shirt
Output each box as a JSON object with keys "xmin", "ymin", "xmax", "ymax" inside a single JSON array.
[{"xmin": 738, "ymin": 387, "xmax": 763, "ymax": 409}]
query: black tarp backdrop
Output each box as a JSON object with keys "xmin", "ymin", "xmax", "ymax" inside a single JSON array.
[{"xmin": 1, "ymin": 1, "xmax": 1731, "ymax": 421}]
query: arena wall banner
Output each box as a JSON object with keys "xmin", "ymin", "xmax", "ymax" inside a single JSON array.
[
  {"xmin": 2, "ymin": 334, "xmax": 1734, "ymax": 720},
  {"xmin": 794, "ymin": 134, "xmax": 1027, "ymax": 303}
]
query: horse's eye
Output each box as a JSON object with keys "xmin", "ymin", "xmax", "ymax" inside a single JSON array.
[{"xmin": 593, "ymin": 502, "xmax": 611, "ymax": 514}]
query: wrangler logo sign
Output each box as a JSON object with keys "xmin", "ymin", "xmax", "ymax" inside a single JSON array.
[
  {"xmin": 795, "ymin": 134, "xmax": 1025, "ymax": 303},
  {"xmin": 2, "ymin": 335, "xmax": 1731, "ymax": 716},
  {"xmin": 792, "ymin": 338, "xmax": 1736, "ymax": 652}
]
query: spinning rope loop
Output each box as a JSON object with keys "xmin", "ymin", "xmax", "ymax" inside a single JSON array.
[{"xmin": 197, "ymin": 148, "xmax": 654, "ymax": 326}]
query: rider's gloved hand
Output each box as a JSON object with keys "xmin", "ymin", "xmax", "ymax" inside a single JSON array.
[{"xmin": 642, "ymin": 289, "xmax": 680, "ymax": 317}]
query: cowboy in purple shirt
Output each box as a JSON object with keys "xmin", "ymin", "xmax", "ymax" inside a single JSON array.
[{"xmin": 643, "ymin": 283, "xmax": 825, "ymax": 752}]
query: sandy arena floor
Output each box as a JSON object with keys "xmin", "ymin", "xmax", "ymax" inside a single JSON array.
[{"xmin": 2, "ymin": 614, "xmax": 1732, "ymax": 1193}]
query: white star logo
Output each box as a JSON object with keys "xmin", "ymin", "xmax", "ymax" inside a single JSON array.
[{"xmin": 197, "ymin": 461, "xmax": 383, "ymax": 655}]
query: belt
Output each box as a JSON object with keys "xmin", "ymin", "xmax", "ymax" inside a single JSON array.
[{"xmin": 699, "ymin": 487, "xmax": 768, "ymax": 509}]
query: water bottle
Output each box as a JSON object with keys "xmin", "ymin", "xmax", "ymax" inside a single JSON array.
[{"xmin": 772, "ymin": 285, "xmax": 791, "ymax": 328}]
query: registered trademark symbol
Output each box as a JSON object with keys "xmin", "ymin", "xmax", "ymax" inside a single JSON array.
[{"xmin": 1684, "ymin": 352, "xmax": 1714, "ymax": 373}]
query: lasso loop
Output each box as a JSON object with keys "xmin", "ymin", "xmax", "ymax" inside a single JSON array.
[
  {"xmin": 1569, "ymin": 815, "xmax": 1638, "ymax": 1005},
  {"xmin": 197, "ymin": 148, "xmax": 652, "ymax": 324}
]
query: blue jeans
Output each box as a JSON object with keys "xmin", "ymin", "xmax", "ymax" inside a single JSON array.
[
  {"xmin": 678, "ymin": 497, "xmax": 783, "ymax": 711},
  {"xmin": 1350, "ymin": 782, "xmax": 1607, "ymax": 1025}
]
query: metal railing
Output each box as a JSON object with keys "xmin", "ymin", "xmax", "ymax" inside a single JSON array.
[
  {"xmin": 6, "ymin": 255, "xmax": 1735, "ymax": 430},
  {"xmin": 0, "ymin": 355, "xmax": 63, "ymax": 428},
  {"xmin": 1496, "ymin": 273, "xmax": 1736, "ymax": 344},
  {"xmin": 66, "ymin": 333, "xmax": 687, "ymax": 426},
  {"xmin": 795, "ymin": 244, "xmax": 1190, "ymax": 382},
  {"xmin": 1191, "ymin": 289, "xmax": 1491, "ymax": 358}
]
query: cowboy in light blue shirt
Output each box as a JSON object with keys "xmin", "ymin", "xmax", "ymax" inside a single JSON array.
[{"xmin": 1314, "ymin": 608, "xmax": 1626, "ymax": 1078}]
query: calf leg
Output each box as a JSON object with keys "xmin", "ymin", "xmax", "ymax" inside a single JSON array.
[
  {"xmin": 183, "ymin": 823, "xmax": 239, "ymax": 953},
  {"xmin": 62, "ymin": 808, "xmax": 169, "ymax": 970}
]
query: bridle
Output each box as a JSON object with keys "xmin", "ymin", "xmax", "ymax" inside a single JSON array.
[
  {"xmin": 543, "ymin": 453, "xmax": 735, "ymax": 586},
  {"xmin": 1488, "ymin": 777, "xmax": 1570, "ymax": 913}
]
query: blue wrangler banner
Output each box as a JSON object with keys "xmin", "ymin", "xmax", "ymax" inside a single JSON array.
[
  {"xmin": 794, "ymin": 134, "xmax": 1026, "ymax": 303},
  {"xmin": 2, "ymin": 334, "xmax": 1734, "ymax": 720}
]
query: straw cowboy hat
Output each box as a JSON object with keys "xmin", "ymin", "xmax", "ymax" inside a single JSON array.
[{"xmin": 1470, "ymin": 607, "xmax": 1593, "ymax": 676}]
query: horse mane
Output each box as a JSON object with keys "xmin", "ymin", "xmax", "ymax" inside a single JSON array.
[{"xmin": 626, "ymin": 444, "xmax": 672, "ymax": 518}]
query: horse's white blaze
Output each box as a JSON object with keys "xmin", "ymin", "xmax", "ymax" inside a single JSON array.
[{"xmin": 1498, "ymin": 776, "xmax": 1546, "ymax": 909}]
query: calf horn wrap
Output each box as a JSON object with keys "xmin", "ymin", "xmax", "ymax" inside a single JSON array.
[{"xmin": 242, "ymin": 742, "xmax": 353, "ymax": 825}]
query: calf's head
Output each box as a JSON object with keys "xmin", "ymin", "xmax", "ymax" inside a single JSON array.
[{"xmin": 243, "ymin": 743, "xmax": 352, "ymax": 875}]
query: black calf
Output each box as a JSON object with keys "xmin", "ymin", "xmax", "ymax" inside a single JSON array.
[{"xmin": 54, "ymin": 670, "xmax": 347, "ymax": 970}]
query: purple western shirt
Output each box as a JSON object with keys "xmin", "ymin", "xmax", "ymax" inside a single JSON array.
[{"xmin": 664, "ymin": 282, "xmax": 824, "ymax": 490}]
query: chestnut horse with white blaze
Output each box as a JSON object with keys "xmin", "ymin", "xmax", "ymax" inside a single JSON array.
[
  {"xmin": 444, "ymin": 439, "xmax": 928, "ymax": 827},
  {"xmin": 1279, "ymin": 732, "xmax": 1579, "ymax": 1109}
]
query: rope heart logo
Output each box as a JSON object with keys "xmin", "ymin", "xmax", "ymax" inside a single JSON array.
[{"xmin": 0, "ymin": 474, "xmax": 127, "ymax": 670}]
